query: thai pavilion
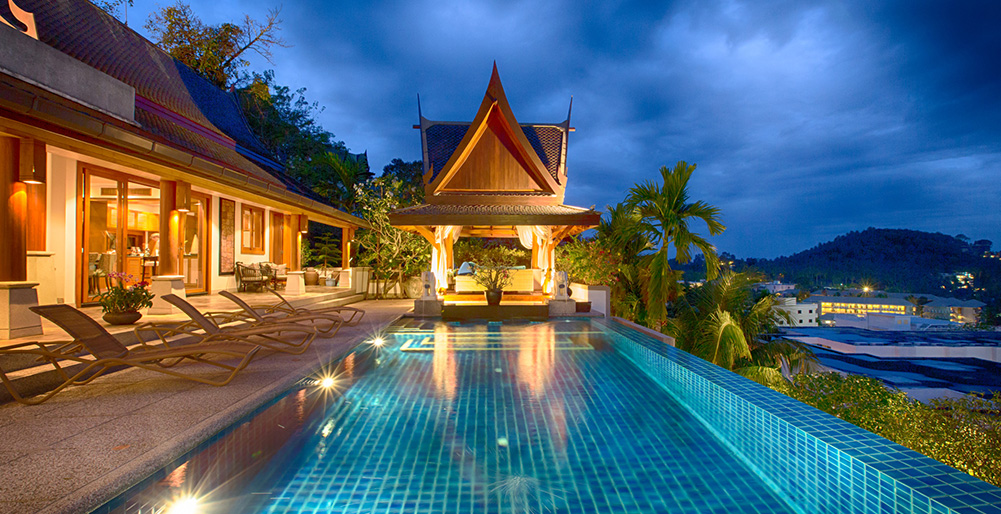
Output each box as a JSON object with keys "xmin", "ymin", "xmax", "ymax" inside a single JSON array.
[
  {"xmin": 388, "ymin": 65, "xmax": 600, "ymax": 298},
  {"xmin": 0, "ymin": 0, "xmax": 367, "ymax": 339}
]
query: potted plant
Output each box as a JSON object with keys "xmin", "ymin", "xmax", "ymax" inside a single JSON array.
[
  {"xmin": 472, "ymin": 265, "xmax": 513, "ymax": 306},
  {"xmin": 313, "ymin": 234, "xmax": 342, "ymax": 287},
  {"xmin": 96, "ymin": 272, "xmax": 155, "ymax": 325}
]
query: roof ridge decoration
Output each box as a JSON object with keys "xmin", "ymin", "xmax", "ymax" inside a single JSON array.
[
  {"xmin": 0, "ymin": 0, "xmax": 37, "ymax": 39},
  {"xmin": 423, "ymin": 63, "xmax": 566, "ymax": 205}
]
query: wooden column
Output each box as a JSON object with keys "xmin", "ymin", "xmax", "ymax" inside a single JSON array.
[
  {"xmin": 445, "ymin": 234, "xmax": 454, "ymax": 270},
  {"xmin": 158, "ymin": 180, "xmax": 180, "ymax": 276},
  {"xmin": 0, "ymin": 137, "xmax": 27, "ymax": 281},
  {"xmin": 341, "ymin": 227, "xmax": 354, "ymax": 268}
]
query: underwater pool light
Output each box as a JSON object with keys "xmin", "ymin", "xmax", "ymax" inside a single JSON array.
[
  {"xmin": 319, "ymin": 377, "xmax": 336, "ymax": 389},
  {"xmin": 370, "ymin": 336, "xmax": 385, "ymax": 347}
]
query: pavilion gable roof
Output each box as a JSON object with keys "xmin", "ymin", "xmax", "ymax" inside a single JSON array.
[{"xmin": 421, "ymin": 64, "xmax": 569, "ymax": 205}]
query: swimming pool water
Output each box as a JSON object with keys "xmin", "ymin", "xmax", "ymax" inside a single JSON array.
[
  {"xmin": 102, "ymin": 317, "xmax": 1001, "ymax": 514},
  {"xmin": 250, "ymin": 319, "xmax": 794, "ymax": 513}
]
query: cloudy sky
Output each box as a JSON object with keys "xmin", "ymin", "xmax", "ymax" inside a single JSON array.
[{"xmin": 122, "ymin": 0, "xmax": 1001, "ymax": 258}]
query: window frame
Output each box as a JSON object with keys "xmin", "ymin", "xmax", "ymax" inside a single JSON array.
[{"xmin": 241, "ymin": 204, "xmax": 266, "ymax": 255}]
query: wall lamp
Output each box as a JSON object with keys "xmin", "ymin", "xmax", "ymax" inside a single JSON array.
[
  {"xmin": 18, "ymin": 138, "xmax": 45, "ymax": 184},
  {"xmin": 176, "ymin": 182, "xmax": 191, "ymax": 213}
]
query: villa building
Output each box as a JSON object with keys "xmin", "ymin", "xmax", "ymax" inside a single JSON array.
[{"xmin": 0, "ymin": 0, "xmax": 366, "ymax": 338}]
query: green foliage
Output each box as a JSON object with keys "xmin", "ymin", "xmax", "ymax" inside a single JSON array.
[
  {"xmin": 96, "ymin": 273, "xmax": 154, "ymax": 314},
  {"xmin": 237, "ymin": 72, "xmax": 372, "ymax": 210},
  {"xmin": 471, "ymin": 266, "xmax": 514, "ymax": 292},
  {"xmin": 145, "ymin": 2, "xmax": 286, "ymax": 88},
  {"xmin": 453, "ymin": 239, "xmax": 529, "ymax": 267},
  {"xmin": 556, "ymin": 236, "xmax": 620, "ymax": 286},
  {"xmin": 667, "ymin": 271, "xmax": 816, "ymax": 384},
  {"xmin": 307, "ymin": 152, "xmax": 372, "ymax": 212},
  {"xmin": 381, "ymin": 159, "xmax": 424, "ymax": 204},
  {"xmin": 353, "ymin": 176, "xmax": 431, "ymax": 298},
  {"xmin": 311, "ymin": 233, "xmax": 341, "ymax": 274},
  {"xmin": 591, "ymin": 202, "xmax": 653, "ymax": 324},
  {"xmin": 779, "ymin": 373, "xmax": 1001, "ymax": 487},
  {"xmin": 238, "ymin": 71, "xmax": 345, "ymax": 171},
  {"xmin": 625, "ymin": 161, "xmax": 726, "ymax": 326}
]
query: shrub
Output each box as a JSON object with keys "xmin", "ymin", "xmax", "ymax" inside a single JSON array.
[
  {"xmin": 453, "ymin": 238, "xmax": 528, "ymax": 267},
  {"xmin": 556, "ymin": 237, "xmax": 620, "ymax": 286},
  {"xmin": 777, "ymin": 373, "xmax": 1001, "ymax": 487}
]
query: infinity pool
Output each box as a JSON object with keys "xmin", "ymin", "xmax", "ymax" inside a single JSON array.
[{"xmin": 101, "ymin": 318, "xmax": 1001, "ymax": 514}]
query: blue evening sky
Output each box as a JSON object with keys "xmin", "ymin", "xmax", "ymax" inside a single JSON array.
[{"xmin": 119, "ymin": 0, "xmax": 1001, "ymax": 258}]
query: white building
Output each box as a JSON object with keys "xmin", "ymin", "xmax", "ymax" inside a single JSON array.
[
  {"xmin": 761, "ymin": 281, "xmax": 796, "ymax": 294},
  {"xmin": 773, "ymin": 298, "xmax": 818, "ymax": 327}
]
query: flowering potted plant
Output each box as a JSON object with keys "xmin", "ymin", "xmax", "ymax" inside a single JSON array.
[
  {"xmin": 471, "ymin": 265, "xmax": 513, "ymax": 306},
  {"xmin": 96, "ymin": 273, "xmax": 155, "ymax": 325}
]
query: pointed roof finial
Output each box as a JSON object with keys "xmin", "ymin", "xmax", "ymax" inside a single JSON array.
[
  {"xmin": 417, "ymin": 93, "xmax": 423, "ymax": 119},
  {"xmin": 567, "ymin": 95, "xmax": 573, "ymax": 124}
]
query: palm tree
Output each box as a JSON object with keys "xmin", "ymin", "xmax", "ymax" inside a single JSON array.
[
  {"xmin": 905, "ymin": 295, "xmax": 931, "ymax": 317},
  {"xmin": 625, "ymin": 161, "xmax": 726, "ymax": 326},
  {"xmin": 594, "ymin": 203, "xmax": 653, "ymax": 323},
  {"xmin": 667, "ymin": 271, "xmax": 818, "ymax": 385}
]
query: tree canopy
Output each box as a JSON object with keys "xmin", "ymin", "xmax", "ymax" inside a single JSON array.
[{"xmin": 144, "ymin": 2, "xmax": 287, "ymax": 88}]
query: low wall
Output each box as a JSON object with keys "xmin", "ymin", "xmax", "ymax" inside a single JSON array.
[
  {"xmin": 569, "ymin": 283, "xmax": 610, "ymax": 317},
  {"xmin": 599, "ymin": 319, "xmax": 1001, "ymax": 514}
]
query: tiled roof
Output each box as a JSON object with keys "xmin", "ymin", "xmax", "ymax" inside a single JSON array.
[
  {"xmin": 15, "ymin": 0, "xmax": 331, "ymax": 202},
  {"xmin": 387, "ymin": 203, "xmax": 600, "ymax": 228},
  {"xmin": 391, "ymin": 204, "xmax": 594, "ymax": 216},
  {"xmin": 424, "ymin": 122, "xmax": 565, "ymax": 182}
]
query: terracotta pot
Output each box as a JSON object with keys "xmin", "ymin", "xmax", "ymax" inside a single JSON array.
[
  {"xmin": 484, "ymin": 290, "xmax": 502, "ymax": 306},
  {"xmin": 103, "ymin": 311, "xmax": 142, "ymax": 325},
  {"xmin": 303, "ymin": 269, "xmax": 320, "ymax": 286}
]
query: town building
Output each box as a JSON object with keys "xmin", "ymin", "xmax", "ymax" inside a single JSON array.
[
  {"xmin": 772, "ymin": 297, "xmax": 818, "ymax": 327},
  {"xmin": 0, "ymin": 0, "xmax": 366, "ymax": 338},
  {"xmin": 809, "ymin": 296, "xmax": 913, "ymax": 318}
]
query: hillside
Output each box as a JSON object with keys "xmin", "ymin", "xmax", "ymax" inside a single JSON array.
[{"xmin": 738, "ymin": 228, "xmax": 995, "ymax": 295}]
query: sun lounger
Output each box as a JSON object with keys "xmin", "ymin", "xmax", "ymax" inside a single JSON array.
[
  {"xmin": 218, "ymin": 291, "xmax": 344, "ymax": 336},
  {"xmin": 0, "ymin": 305, "xmax": 262, "ymax": 405},
  {"xmin": 261, "ymin": 289, "xmax": 365, "ymax": 326},
  {"xmin": 149, "ymin": 294, "xmax": 319, "ymax": 355}
]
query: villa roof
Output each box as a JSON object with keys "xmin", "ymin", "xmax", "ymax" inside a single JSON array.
[
  {"xmin": 1, "ymin": 0, "xmax": 366, "ymax": 228},
  {"xmin": 424, "ymin": 122, "xmax": 566, "ymax": 184},
  {"xmin": 416, "ymin": 64, "xmax": 571, "ymax": 206}
]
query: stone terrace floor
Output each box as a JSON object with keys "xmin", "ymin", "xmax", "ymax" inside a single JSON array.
[{"xmin": 0, "ymin": 299, "xmax": 411, "ymax": 514}]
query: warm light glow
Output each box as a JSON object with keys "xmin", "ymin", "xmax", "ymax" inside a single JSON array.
[
  {"xmin": 21, "ymin": 179, "xmax": 43, "ymax": 185},
  {"xmin": 319, "ymin": 377, "xmax": 335, "ymax": 389},
  {"xmin": 371, "ymin": 336, "xmax": 385, "ymax": 347},
  {"xmin": 165, "ymin": 496, "xmax": 199, "ymax": 514}
]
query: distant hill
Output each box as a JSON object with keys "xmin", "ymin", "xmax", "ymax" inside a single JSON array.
[{"xmin": 740, "ymin": 228, "xmax": 992, "ymax": 295}]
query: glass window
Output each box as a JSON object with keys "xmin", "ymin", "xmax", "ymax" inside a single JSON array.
[{"xmin": 242, "ymin": 205, "xmax": 265, "ymax": 254}]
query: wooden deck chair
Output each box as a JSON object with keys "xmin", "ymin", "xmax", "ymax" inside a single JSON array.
[
  {"xmin": 262, "ymin": 289, "xmax": 365, "ymax": 326},
  {"xmin": 0, "ymin": 305, "xmax": 262, "ymax": 405},
  {"xmin": 218, "ymin": 291, "xmax": 344, "ymax": 336},
  {"xmin": 152, "ymin": 294, "xmax": 319, "ymax": 355}
]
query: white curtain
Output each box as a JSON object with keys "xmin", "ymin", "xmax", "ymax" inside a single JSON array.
[
  {"xmin": 516, "ymin": 225, "xmax": 534, "ymax": 250},
  {"xmin": 431, "ymin": 225, "xmax": 462, "ymax": 292},
  {"xmin": 519, "ymin": 226, "xmax": 554, "ymax": 293}
]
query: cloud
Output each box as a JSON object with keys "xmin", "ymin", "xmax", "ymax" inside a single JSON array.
[{"xmin": 136, "ymin": 0, "xmax": 1001, "ymax": 257}]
